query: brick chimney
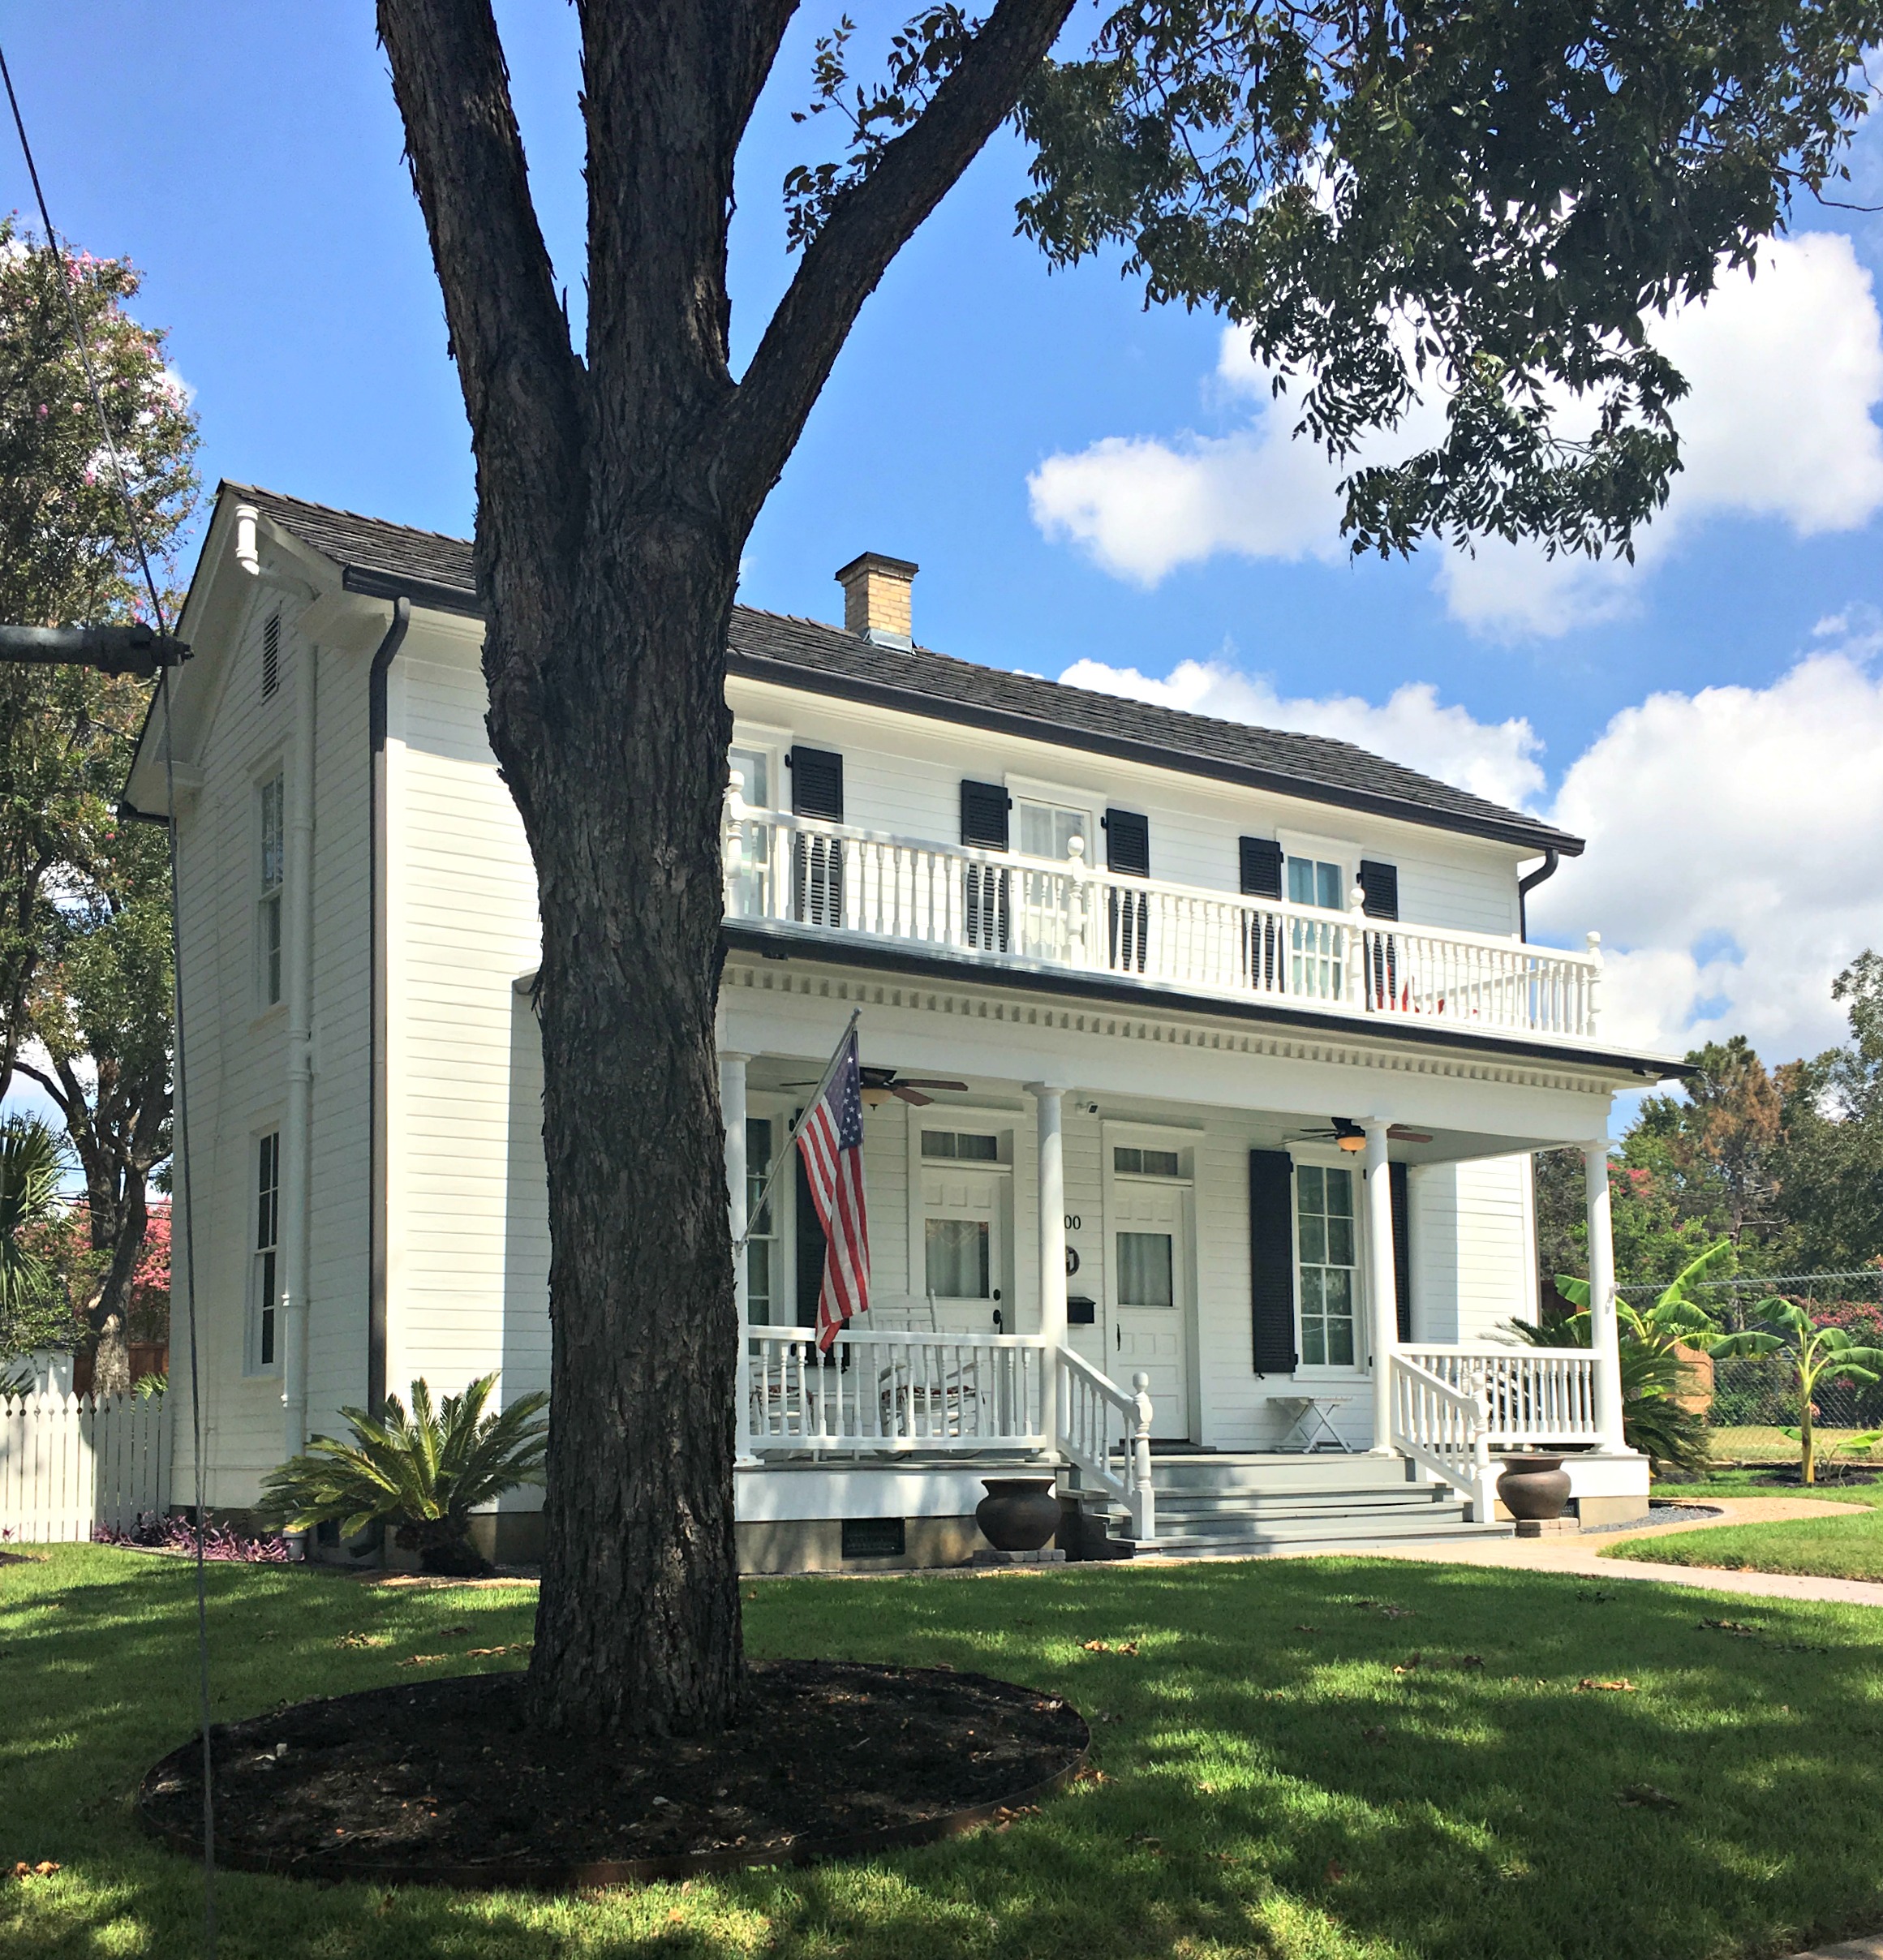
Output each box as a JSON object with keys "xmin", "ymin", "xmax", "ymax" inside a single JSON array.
[{"xmin": 836, "ymin": 552, "xmax": 918, "ymax": 648}]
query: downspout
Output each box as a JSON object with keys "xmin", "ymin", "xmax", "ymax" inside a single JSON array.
[
  {"xmin": 1516, "ymin": 848, "xmax": 1558, "ymax": 942},
  {"xmin": 367, "ymin": 598, "xmax": 411, "ymax": 1416},
  {"xmin": 280, "ymin": 629, "xmax": 319, "ymax": 1464}
]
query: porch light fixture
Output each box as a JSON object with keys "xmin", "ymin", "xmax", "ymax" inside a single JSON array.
[{"xmin": 1332, "ymin": 1119, "xmax": 1368, "ymax": 1152}]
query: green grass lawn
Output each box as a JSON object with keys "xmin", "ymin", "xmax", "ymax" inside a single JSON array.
[
  {"xmin": 7, "ymin": 1545, "xmax": 1883, "ymax": 1959},
  {"xmin": 1607, "ymin": 1511, "xmax": 1883, "ymax": 1582}
]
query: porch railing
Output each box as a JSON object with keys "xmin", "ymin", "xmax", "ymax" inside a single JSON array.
[
  {"xmin": 1400, "ymin": 1343, "xmax": 1600, "ymax": 1447},
  {"xmin": 724, "ymin": 802, "xmax": 1602, "ymax": 1042},
  {"xmin": 745, "ymin": 1322, "xmax": 1049, "ymax": 1454},
  {"xmin": 1388, "ymin": 1354, "xmax": 1497, "ymax": 1522},
  {"xmin": 1056, "ymin": 1348, "xmax": 1156, "ymax": 1541}
]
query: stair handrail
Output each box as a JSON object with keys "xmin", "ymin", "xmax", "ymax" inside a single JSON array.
[
  {"xmin": 1388, "ymin": 1352, "xmax": 1496, "ymax": 1524},
  {"xmin": 1056, "ymin": 1347, "xmax": 1157, "ymax": 1541}
]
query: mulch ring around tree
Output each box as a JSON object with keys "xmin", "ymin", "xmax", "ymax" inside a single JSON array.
[{"xmin": 140, "ymin": 1660, "xmax": 1090, "ymax": 1889}]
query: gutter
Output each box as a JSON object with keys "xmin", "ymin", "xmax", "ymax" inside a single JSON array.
[
  {"xmin": 367, "ymin": 597, "xmax": 411, "ymax": 1415},
  {"xmin": 1517, "ymin": 849, "xmax": 1560, "ymax": 942}
]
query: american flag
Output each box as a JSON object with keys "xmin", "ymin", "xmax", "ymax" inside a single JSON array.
[{"xmin": 795, "ymin": 1024, "xmax": 871, "ymax": 1352}]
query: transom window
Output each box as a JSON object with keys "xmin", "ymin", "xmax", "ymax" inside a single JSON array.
[
  {"xmin": 1114, "ymin": 1145, "xmax": 1180, "ymax": 1178},
  {"xmin": 1017, "ymin": 799, "xmax": 1088, "ymax": 862},
  {"xmin": 1288, "ymin": 856, "xmax": 1346, "ymax": 910},
  {"xmin": 922, "ymin": 1130, "xmax": 999, "ymax": 1162},
  {"xmin": 252, "ymin": 1131, "xmax": 281, "ymax": 1371},
  {"xmin": 257, "ymin": 773, "xmax": 284, "ymax": 1008},
  {"xmin": 1296, "ymin": 1163, "xmax": 1357, "ymax": 1366}
]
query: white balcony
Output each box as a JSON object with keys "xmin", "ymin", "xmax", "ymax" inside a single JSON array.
[{"xmin": 723, "ymin": 804, "xmax": 1605, "ymax": 1044}]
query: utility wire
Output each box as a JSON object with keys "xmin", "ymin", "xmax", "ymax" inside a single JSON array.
[{"xmin": 0, "ymin": 41, "xmax": 216, "ymax": 1955}]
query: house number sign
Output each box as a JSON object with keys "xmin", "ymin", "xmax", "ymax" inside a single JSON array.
[{"xmin": 1064, "ymin": 1214, "xmax": 1081, "ymax": 1230}]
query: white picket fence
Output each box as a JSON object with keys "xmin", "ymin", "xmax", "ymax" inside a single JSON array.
[{"xmin": 0, "ymin": 1391, "xmax": 172, "ymax": 1543}]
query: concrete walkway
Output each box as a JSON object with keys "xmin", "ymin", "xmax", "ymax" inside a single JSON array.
[{"xmin": 1271, "ymin": 1495, "xmax": 1883, "ymax": 1609}]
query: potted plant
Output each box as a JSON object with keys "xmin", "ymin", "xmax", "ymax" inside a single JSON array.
[{"xmin": 258, "ymin": 1373, "xmax": 548, "ymax": 1573}]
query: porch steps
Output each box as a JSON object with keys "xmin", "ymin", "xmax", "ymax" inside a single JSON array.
[{"xmin": 1079, "ymin": 1452, "xmax": 1511, "ymax": 1559}]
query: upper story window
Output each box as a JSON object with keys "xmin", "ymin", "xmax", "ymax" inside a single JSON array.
[
  {"xmin": 1017, "ymin": 799, "xmax": 1088, "ymax": 863},
  {"xmin": 1288, "ymin": 855, "xmax": 1346, "ymax": 911},
  {"xmin": 729, "ymin": 744, "xmax": 772, "ymax": 810},
  {"xmin": 257, "ymin": 772, "xmax": 285, "ymax": 1008}
]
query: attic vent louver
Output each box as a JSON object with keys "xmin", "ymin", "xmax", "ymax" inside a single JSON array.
[{"xmin": 262, "ymin": 614, "xmax": 282, "ymax": 698}]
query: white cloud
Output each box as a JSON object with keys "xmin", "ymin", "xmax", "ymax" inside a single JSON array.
[
  {"xmin": 1064, "ymin": 625, "xmax": 1883, "ymax": 1063},
  {"xmin": 1030, "ymin": 233, "xmax": 1883, "ymax": 638},
  {"xmin": 1059, "ymin": 655, "xmax": 1546, "ymax": 811},
  {"xmin": 1532, "ymin": 629, "xmax": 1883, "ymax": 1058}
]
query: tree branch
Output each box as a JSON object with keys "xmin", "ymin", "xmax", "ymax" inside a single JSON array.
[
  {"xmin": 376, "ymin": 0, "xmax": 587, "ymax": 639},
  {"xmin": 714, "ymin": 0, "xmax": 1074, "ymax": 531}
]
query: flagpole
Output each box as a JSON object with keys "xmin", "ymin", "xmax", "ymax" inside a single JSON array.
[{"xmin": 733, "ymin": 1008, "xmax": 859, "ymax": 1255}]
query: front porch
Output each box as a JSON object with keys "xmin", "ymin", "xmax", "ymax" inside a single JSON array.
[{"xmin": 718, "ymin": 976, "xmax": 1648, "ymax": 1572}]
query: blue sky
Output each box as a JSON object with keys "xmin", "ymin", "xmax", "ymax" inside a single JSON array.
[{"xmin": 6, "ymin": 3, "xmax": 1881, "ymax": 1080}]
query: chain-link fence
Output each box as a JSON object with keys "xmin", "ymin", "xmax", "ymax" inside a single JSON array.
[{"xmin": 1617, "ymin": 1270, "xmax": 1883, "ymax": 1466}]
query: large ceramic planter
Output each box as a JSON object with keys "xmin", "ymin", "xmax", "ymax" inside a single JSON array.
[
  {"xmin": 976, "ymin": 1477, "xmax": 1061, "ymax": 1553},
  {"xmin": 1495, "ymin": 1455, "xmax": 1571, "ymax": 1523}
]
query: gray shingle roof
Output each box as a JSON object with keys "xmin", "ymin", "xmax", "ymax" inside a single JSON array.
[{"xmin": 228, "ymin": 481, "xmax": 1580, "ymax": 856}]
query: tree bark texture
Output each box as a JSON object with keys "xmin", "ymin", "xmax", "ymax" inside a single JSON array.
[{"xmin": 376, "ymin": 0, "xmax": 1072, "ymax": 1736}]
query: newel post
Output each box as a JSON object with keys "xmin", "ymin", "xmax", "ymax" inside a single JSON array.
[
  {"xmin": 1067, "ymin": 833, "xmax": 1091, "ymax": 967},
  {"xmin": 1583, "ymin": 1139, "xmax": 1627, "ymax": 1452},
  {"xmin": 1345, "ymin": 881, "xmax": 1367, "ymax": 1006},
  {"xmin": 1130, "ymin": 1369, "xmax": 1157, "ymax": 1540},
  {"xmin": 1029, "ymin": 1082, "xmax": 1071, "ymax": 1454},
  {"xmin": 722, "ymin": 1046, "xmax": 758, "ymax": 1467},
  {"xmin": 1584, "ymin": 930, "xmax": 1603, "ymax": 1035},
  {"xmin": 1468, "ymin": 1363, "xmax": 1495, "ymax": 1524}
]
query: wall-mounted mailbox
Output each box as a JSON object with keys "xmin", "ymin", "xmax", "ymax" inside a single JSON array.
[{"xmin": 1067, "ymin": 1295, "xmax": 1097, "ymax": 1326}]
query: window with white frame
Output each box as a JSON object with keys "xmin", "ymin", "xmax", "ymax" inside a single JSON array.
[
  {"xmin": 251, "ymin": 1131, "xmax": 281, "ymax": 1370},
  {"xmin": 744, "ymin": 1114, "xmax": 777, "ymax": 1324},
  {"xmin": 257, "ymin": 772, "xmax": 285, "ymax": 1007},
  {"xmin": 1288, "ymin": 854, "xmax": 1347, "ymax": 910},
  {"xmin": 727, "ymin": 741, "xmax": 777, "ymax": 918},
  {"xmin": 1016, "ymin": 798, "xmax": 1089, "ymax": 862},
  {"xmin": 1296, "ymin": 1163, "xmax": 1357, "ymax": 1366}
]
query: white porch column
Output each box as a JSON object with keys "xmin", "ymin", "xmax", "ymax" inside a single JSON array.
[
  {"xmin": 1364, "ymin": 1118, "xmax": 1399, "ymax": 1455},
  {"xmin": 1584, "ymin": 1140, "xmax": 1627, "ymax": 1451},
  {"xmin": 1028, "ymin": 1082, "xmax": 1071, "ymax": 1452},
  {"xmin": 721, "ymin": 1048, "xmax": 759, "ymax": 1465}
]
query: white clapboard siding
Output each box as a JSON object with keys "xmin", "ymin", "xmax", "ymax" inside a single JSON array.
[{"xmin": 0, "ymin": 1393, "xmax": 173, "ymax": 1543}]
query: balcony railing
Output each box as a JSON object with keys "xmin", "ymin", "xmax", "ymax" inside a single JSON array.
[{"xmin": 724, "ymin": 803, "xmax": 1604, "ymax": 1042}]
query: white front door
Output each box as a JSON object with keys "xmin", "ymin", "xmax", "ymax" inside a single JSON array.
[
  {"xmin": 919, "ymin": 1163, "xmax": 1007, "ymax": 1334},
  {"xmin": 1109, "ymin": 1182, "xmax": 1191, "ymax": 1439}
]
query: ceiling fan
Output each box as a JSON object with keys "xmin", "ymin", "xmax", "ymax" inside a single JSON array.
[
  {"xmin": 1286, "ymin": 1117, "xmax": 1435, "ymax": 1152},
  {"xmin": 780, "ymin": 1065, "xmax": 969, "ymax": 1108}
]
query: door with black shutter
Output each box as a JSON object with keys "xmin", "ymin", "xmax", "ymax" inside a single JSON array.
[
  {"xmin": 1359, "ymin": 858, "xmax": 1399, "ymax": 1011},
  {"xmin": 1239, "ymin": 836, "xmax": 1283, "ymax": 994},
  {"xmin": 960, "ymin": 780, "xmax": 1011, "ymax": 952},
  {"xmin": 1249, "ymin": 1150, "xmax": 1298, "ymax": 1373},
  {"xmin": 789, "ymin": 746, "xmax": 844, "ymax": 927},
  {"xmin": 1104, "ymin": 808, "xmax": 1150, "ymax": 974}
]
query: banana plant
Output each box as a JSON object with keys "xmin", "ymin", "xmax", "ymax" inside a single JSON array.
[
  {"xmin": 1709, "ymin": 1300, "xmax": 1883, "ymax": 1485},
  {"xmin": 1553, "ymin": 1238, "xmax": 1735, "ymax": 1354},
  {"xmin": 257, "ymin": 1373, "xmax": 548, "ymax": 1572}
]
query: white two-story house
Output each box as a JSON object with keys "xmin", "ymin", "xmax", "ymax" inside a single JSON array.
[{"xmin": 126, "ymin": 484, "xmax": 1679, "ymax": 1571}]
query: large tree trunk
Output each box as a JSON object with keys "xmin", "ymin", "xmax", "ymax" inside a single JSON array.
[
  {"xmin": 84, "ymin": 1181, "xmax": 147, "ymax": 1401},
  {"xmin": 497, "ymin": 523, "xmax": 744, "ymax": 1737}
]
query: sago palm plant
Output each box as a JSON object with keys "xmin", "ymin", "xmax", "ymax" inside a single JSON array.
[{"xmin": 259, "ymin": 1373, "xmax": 548, "ymax": 1573}]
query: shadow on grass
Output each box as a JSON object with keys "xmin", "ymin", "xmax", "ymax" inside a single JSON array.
[{"xmin": 4, "ymin": 1547, "xmax": 1883, "ymax": 1959}]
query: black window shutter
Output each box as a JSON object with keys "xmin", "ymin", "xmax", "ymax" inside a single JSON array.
[
  {"xmin": 960, "ymin": 780, "xmax": 1010, "ymax": 851},
  {"xmin": 1239, "ymin": 836, "xmax": 1283, "ymax": 899},
  {"xmin": 1105, "ymin": 808, "xmax": 1150, "ymax": 877},
  {"xmin": 794, "ymin": 1141, "xmax": 828, "ymax": 1330},
  {"xmin": 1249, "ymin": 1150, "xmax": 1297, "ymax": 1373},
  {"xmin": 1389, "ymin": 1160, "xmax": 1412, "ymax": 1343},
  {"xmin": 1359, "ymin": 859, "xmax": 1399, "ymax": 920},
  {"xmin": 789, "ymin": 746, "xmax": 844, "ymax": 821}
]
